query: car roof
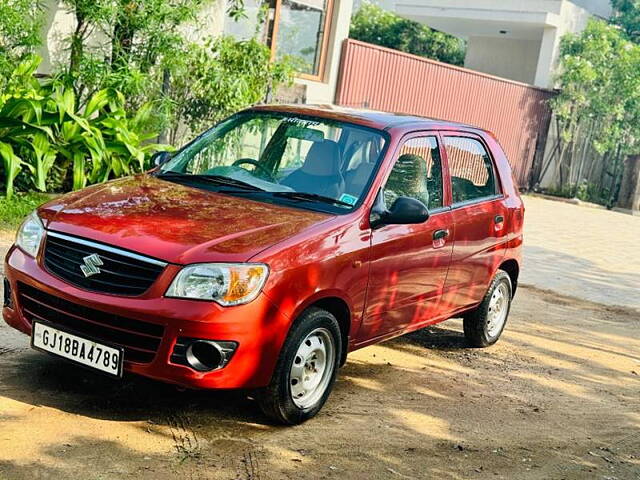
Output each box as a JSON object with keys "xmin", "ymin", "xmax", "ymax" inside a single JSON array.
[{"xmin": 248, "ymin": 103, "xmax": 491, "ymax": 136}]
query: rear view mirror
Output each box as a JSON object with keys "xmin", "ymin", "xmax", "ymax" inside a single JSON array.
[
  {"xmin": 384, "ymin": 196, "xmax": 430, "ymax": 225},
  {"xmin": 370, "ymin": 193, "xmax": 430, "ymax": 228}
]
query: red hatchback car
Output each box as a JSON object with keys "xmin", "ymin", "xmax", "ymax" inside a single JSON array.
[{"xmin": 3, "ymin": 105, "xmax": 523, "ymax": 424}]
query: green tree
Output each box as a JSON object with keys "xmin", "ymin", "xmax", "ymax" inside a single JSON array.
[
  {"xmin": 0, "ymin": 55, "xmax": 167, "ymax": 198},
  {"xmin": 0, "ymin": 0, "xmax": 43, "ymax": 87},
  {"xmin": 57, "ymin": 0, "xmax": 293, "ymax": 144},
  {"xmin": 547, "ymin": 19, "xmax": 640, "ymax": 203},
  {"xmin": 349, "ymin": 2, "xmax": 465, "ymax": 65},
  {"xmin": 164, "ymin": 36, "xmax": 295, "ymax": 143},
  {"xmin": 610, "ymin": 0, "xmax": 640, "ymax": 43}
]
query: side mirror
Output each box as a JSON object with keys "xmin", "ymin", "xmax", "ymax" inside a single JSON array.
[
  {"xmin": 151, "ymin": 150, "xmax": 172, "ymax": 167},
  {"xmin": 385, "ymin": 196, "xmax": 430, "ymax": 225},
  {"xmin": 371, "ymin": 194, "xmax": 430, "ymax": 228}
]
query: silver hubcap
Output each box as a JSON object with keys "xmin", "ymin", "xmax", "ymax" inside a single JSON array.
[
  {"xmin": 290, "ymin": 328, "xmax": 335, "ymax": 409},
  {"xmin": 486, "ymin": 282, "xmax": 509, "ymax": 338}
]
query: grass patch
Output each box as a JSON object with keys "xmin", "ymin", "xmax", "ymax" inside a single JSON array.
[{"xmin": 0, "ymin": 192, "xmax": 53, "ymax": 231}]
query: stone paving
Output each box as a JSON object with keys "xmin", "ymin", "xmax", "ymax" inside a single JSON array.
[{"xmin": 521, "ymin": 195, "xmax": 640, "ymax": 311}]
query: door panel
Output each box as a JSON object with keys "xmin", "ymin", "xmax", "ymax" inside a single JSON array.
[
  {"xmin": 357, "ymin": 134, "xmax": 454, "ymax": 344},
  {"xmin": 443, "ymin": 199, "xmax": 508, "ymax": 310},
  {"xmin": 360, "ymin": 212, "xmax": 454, "ymax": 342},
  {"xmin": 440, "ymin": 134, "xmax": 509, "ymax": 312}
]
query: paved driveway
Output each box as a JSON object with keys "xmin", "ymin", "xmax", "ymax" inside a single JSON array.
[{"xmin": 521, "ymin": 195, "xmax": 640, "ymax": 311}]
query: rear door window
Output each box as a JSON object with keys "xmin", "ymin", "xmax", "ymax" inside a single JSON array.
[{"xmin": 443, "ymin": 136, "xmax": 499, "ymax": 204}]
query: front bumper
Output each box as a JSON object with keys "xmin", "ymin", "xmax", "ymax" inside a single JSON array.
[{"xmin": 2, "ymin": 246, "xmax": 291, "ymax": 390}]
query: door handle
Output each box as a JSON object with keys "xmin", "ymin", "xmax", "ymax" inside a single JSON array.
[
  {"xmin": 433, "ymin": 229, "xmax": 449, "ymax": 241},
  {"xmin": 494, "ymin": 215, "xmax": 504, "ymax": 224}
]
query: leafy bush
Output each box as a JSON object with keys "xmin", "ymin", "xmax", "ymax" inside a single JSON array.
[
  {"xmin": 0, "ymin": 2, "xmax": 294, "ymax": 198},
  {"xmin": 350, "ymin": 2, "xmax": 466, "ymax": 66},
  {"xmin": 547, "ymin": 20, "xmax": 640, "ymax": 205},
  {"xmin": 58, "ymin": 0, "xmax": 294, "ymax": 144},
  {"xmin": 0, "ymin": 0, "xmax": 42, "ymax": 89},
  {"xmin": 167, "ymin": 37, "xmax": 295, "ymax": 142},
  {"xmin": 0, "ymin": 56, "xmax": 167, "ymax": 198}
]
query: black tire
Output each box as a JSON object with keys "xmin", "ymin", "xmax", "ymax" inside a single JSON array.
[
  {"xmin": 257, "ymin": 307, "xmax": 342, "ymax": 425},
  {"xmin": 463, "ymin": 270, "xmax": 513, "ymax": 348}
]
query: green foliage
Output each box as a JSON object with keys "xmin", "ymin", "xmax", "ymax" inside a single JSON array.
[
  {"xmin": 547, "ymin": 19, "xmax": 640, "ymax": 204},
  {"xmin": 611, "ymin": 0, "xmax": 640, "ymax": 43},
  {"xmin": 56, "ymin": 0, "xmax": 291, "ymax": 144},
  {"xmin": 168, "ymin": 37, "xmax": 295, "ymax": 139},
  {"xmin": 349, "ymin": 2, "xmax": 465, "ymax": 66},
  {"xmin": 0, "ymin": 192, "xmax": 52, "ymax": 229},
  {"xmin": 543, "ymin": 180, "xmax": 612, "ymax": 205},
  {"xmin": 0, "ymin": 56, "xmax": 167, "ymax": 199},
  {"xmin": 60, "ymin": 0, "xmax": 212, "ymax": 107},
  {"xmin": 553, "ymin": 20, "xmax": 640, "ymax": 154},
  {"xmin": 0, "ymin": 0, "xmax": 43, "ymax": 89}
]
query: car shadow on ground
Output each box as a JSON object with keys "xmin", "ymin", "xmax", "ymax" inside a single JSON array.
[
  {"xmin": 0, "ymin": 347, "xmax": 265, "ymax": 424},
  {"xmin": 0, "ymin": 321, "xmax": 471, "ymax": 428}
]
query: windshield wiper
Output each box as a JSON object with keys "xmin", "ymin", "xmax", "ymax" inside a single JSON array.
[
  {"xmin": 272, "ymin": 191, "xmax": 354, "ymax": 208},
  {"xmin": 157, "ymin": 172, "xmax": 265, "ymax": 191}
]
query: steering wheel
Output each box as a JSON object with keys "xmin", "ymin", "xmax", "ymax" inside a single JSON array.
[{"xmin": 232, "ymin": 158, "xmax": 277, "ymax": 182}]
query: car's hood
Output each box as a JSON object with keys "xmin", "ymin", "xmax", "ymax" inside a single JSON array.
[{"xmin": 38, "ymin": 175, "xmax": 332, "ymax": 264}]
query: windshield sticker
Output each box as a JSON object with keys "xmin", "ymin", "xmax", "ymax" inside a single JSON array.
[
  {"xmin": 339, "ymin": 194, "xmax": 358, "ymax": 206},
  {"xmin": 283, "ymin": 117, "xmax": 320, "ymax": 128}
]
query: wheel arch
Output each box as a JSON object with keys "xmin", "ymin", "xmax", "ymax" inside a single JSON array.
[
  {"xmin": 498, "ymin": 258, "xmax": 520, "ymax": 297},
  {"xmin": 288, "ymin": 291, "xmax": 353, "ymax": 367}
]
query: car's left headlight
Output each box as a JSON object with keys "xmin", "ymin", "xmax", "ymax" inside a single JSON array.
[
  {"xmin": 16, "ymin": 211, "xmax": 45, "ymax": 257},
  {"xmin": 166, "ymin": 263, "xmax": 269, "ymax": 305}
]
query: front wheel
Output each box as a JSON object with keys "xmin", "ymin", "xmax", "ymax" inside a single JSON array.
[
  {"xmin": 257, "ymin": 307, "xmax": 341, "ymax": 425},
  {"xmin": 463, "ymin": 270, "xmax": 513, "ymax": 347}
]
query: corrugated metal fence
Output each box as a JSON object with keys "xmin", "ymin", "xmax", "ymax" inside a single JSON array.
[{"xmin": 335, "ymin": 39, "xmax": 555, "ymax": 188}]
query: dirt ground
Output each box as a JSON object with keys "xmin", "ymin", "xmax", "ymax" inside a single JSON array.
[{"xmin": 1, "ymin": 281, "xmax": 639, "ymax": 480}]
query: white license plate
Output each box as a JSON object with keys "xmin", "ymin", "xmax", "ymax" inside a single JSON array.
[{"xmin": 31, "ymin": 321, "xmax": 124, "ymax": 377}]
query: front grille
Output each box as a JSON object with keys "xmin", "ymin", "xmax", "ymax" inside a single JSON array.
[
  {"xmin": 18, "ymin": 282, "xmax": 165, "ymax": 363},
  {"xmin": 43, "ymin": 231, "xmax": 166, "ymax": 296}
]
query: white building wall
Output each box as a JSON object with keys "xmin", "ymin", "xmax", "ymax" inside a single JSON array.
[
  {"xmin": 570, "ymin": 0, "xmax": 612, "ymax": 18},
  {"xmin": 38, "ymin": 1, "xmax": 80, "ymax": 74},
  {"xmin": 365, "ymin": 0, "xmax": 611, "ymax": 88},
  {"xmin": 464, "ymin": 37, "xmax": 541, "ymax": 85}
]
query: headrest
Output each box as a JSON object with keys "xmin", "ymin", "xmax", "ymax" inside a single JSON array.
[
  {"xmin": 300, "ymin": 140, "xmax": 342, "ymax": 176},
  {"xmin": 390, "ymin": 154, "xmax": 427, "ymax": 183}
]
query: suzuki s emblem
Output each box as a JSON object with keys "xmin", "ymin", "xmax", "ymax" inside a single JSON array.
[{"xmin": 80, "ymin": 253, "xmax": 104, "ymax": 278}]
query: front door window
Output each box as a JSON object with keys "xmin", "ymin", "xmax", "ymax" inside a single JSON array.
[{"xmin": 383, "ymin": 136, "xmax": 444, "ymax": 211}]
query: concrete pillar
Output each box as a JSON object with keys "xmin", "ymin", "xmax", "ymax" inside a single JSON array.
[
  {"xmin": 534, "ymin": 26, "xmax": 558, "ymax": 88},
  {"xmin": 616, "ymin": 155, "xmax": 640, "ymax": 214}
]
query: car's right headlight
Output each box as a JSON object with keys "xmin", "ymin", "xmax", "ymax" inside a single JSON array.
[
  {"xmin": 15, "ymin": 211, "xmax": 45, "ymax": 257},
  {"xmin": 166, "ymin": 263, "xmax": 269, "ymax": 305}
]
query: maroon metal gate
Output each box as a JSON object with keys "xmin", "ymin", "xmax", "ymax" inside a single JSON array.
[{"xmin": 335, "ymin": 39, "xmax": 555, "ymax": 188}]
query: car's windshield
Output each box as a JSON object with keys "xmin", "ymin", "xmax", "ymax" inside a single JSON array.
[{"xmin": 158, "ymin": 111, "xmax": 388, "ymax": 213}]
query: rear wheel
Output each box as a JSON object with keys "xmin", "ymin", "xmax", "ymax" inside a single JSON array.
[
  {"xmin": 257, "ymin": 307, "xmax": 341, "ymax": 425},
  {"xmin": 463, "ymin": 270, "xmax": 512, "ymax": 347}
]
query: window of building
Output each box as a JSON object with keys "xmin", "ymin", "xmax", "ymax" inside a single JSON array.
[
  {"xmin": 383, "ymin": 136, "xmax": 443, "ymax": 211},
  {"xmin": 223, "ymin": 0, "xmax": 334, "ymax": 81},
  {"xmin": 443, "ymin": 136, "xmax": 499, "ymax": 204}
]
